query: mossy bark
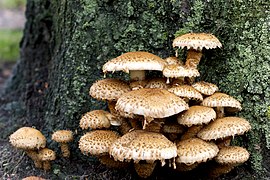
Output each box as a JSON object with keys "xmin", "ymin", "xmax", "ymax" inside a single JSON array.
[{"xmin": 0, "ymin": 0, "xmax": 269, "ymax": 177}]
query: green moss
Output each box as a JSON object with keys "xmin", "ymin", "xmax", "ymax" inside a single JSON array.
[{"xmin": 0, "ymin": 29, "xmax": 23, "ymax": 62}]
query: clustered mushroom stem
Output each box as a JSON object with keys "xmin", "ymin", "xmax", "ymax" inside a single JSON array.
[
  {"xmin": 216, "ymin": 107, "xmax": 225, "ymax": 118},
  {"xmin": 129, "ymin": 70, "xmax": 146, "ymax": 81},
  {"xmin": 60, "ymin": 143, "xmax": 70, "ymax": 158},
  {"xmin": 26, "ymin": 150, "xmax": 42, "ymax": 169},
  {"xmin": 185, "ymin": 49, "xmax": 203, "ymax": 68},
  {"xmin": 43, "ymin": 161, "xmax": 51, "ymax": 171}
]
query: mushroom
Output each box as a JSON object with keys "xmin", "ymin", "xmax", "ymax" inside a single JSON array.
[
  {"xmin": 162, "ymin": 64, "xmax": 200, "ymax": 84},
  {"xmin": 38, "ymin": 148, "xmax": 56, "ymax": 171},
  {"xmin": 78, "ymin": 130, "xmax": 127, "ymax": 168},
  {"xmin": 162, "ymin": 121, "xmax": 185, "ymax": 141},
  {"xmin": 197, "ymin": 117, "xmax": 251, "ymax": 141},
  {"xmin": 164, "ymin": 56, "xmax": 184, "ymax": 65},
  {"xmin": 172, "ymin": 33, "xmax": 222, "ymax": 68},
  {"xmin": 79, "ymin": 110, "xmax": 116, "ymax": 130},
  {"xmin": 9, "ymin": 127, "xmax": 46, "ymax": 168},
  {"xmin": 168, "ymin": 85, "xmax": 204, "ymax": 102},
  {"xmin": 177, "ymin": 105, "xmax": 216, "ymax": 127},
  {"xmin": 134, "ymin": 161, "xmax": 157, "ymax": 178},
  {"xmin": 89, "ymin": 78, "xmax": 131, "ymax": 102},
  {"xmin": 115, "ymin": 88, "xmax": 189, "ymax": 129},
  {"xmin": 192, "ymin": 81, "xmax": 219, "ymax": 96},
  {"xmin": 201, "ymin": 92, "xmax": 242, "ymax": 118},
  {"xmin": 102, "ymin": 51, "xmax": 166, "ymax": 81},
  {"xmin": 145, "ymin": 77, "xmax": 169, "ymax": 89},
  {"xmin": 51, "ymin": 130, "xmax": 73, "ymax": 158},
  {"xmin": 180, "ymin": 125, "xmax": 204, "ymax": 140},
  {"xmin": 109, "ymin": 130, "xmax": 177, "ymax": 171},
  {"xmin": 176, "ymin": 138, "xmax": 219, "ymax": 165},
  {"xmin": 208, "ymin": 146, "xmax": 250, "ymax": 178}
]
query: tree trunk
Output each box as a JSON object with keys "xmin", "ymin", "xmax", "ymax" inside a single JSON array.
[{"xmin": 0, "ymin": 0, "xmax": 269, "ymax": 178}]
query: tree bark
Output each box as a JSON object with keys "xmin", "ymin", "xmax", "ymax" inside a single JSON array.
[{"xmin": 0, "ymin": 0, "xmax": 269, "ymax": 178}]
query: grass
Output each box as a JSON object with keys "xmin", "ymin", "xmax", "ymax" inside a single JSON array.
[
  {"xmin": 0, "ymin": 0, "xmax": 26, "ymax": 9},
  {"xmin": 0, "ymin": 29, "xmax": 23, "ymax": 62}
]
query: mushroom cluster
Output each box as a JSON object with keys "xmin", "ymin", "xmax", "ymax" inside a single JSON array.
[{"xmin": 79, "ymin": 32, "xmax": 251, "ymax": 178}]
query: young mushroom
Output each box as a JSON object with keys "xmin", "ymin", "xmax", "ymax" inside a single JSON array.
[
  {"xmin": 9, "ymin": 127, "xmax": 46, "ymax": 168},
  {"xmin": 38, "ymin": 148, "xmax": 56, "ymax": 171},
  {"xmin": 51, "ymin": 130, "xmax": 73, "ymax": 158}
]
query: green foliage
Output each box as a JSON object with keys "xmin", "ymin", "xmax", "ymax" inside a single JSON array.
[
  {"xmin": 0, "ymin": 29, "xmax": 22, "ymax": 62},
  {"xmin": 0, "ymin": 0, "xmax": 26, "ymax": 9}
]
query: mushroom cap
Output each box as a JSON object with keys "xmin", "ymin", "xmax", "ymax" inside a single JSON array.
[
  {"xmin": 145, "ymin": 78, "xmax": 169, "ymax": 89},
  {"xmin": 177, "ymin": 105, "xmax": 216, "ymax": 127},
  {"xmin": 201, "ymin": 92, "xmax": 242, "ymax": 111},
  {"xmin": 168, "ymin": 85, "xmax": 203, "ymax": 101},
  {"xmin": 192, "ymin": 81, "xmax": 218, "ymax": 96},
  {"xmin": 176, "ymin": 138, "xmax": 219, "ymax": 165},
  {"xmin": 115, "ymin": 88, "xmax": 189, "ymax": 119},
  {"xmin": 51, "ymin": 130, "xmax": 73, "ymax": 143},
  {"xmin": 163, "ymin": 64, "xmax": 200, "ymax": 79},
  {"xmin": 215, "ymin": 146, "xmax": 250, "ymax": 164},
  {"xmin": 173, "ymin": 33, "xmax": 222, "ymax": 50},
  {"xmin": 9, "ymin": 127, "xmax": 46, "ymax": 150},
  {"xmin": 89, "ymin": 78, "xmax": 131, "ymax": 101},
  {"xmin": 102, "ymin": 51, "xmax": 166, "ymax": 73},
  {"xmin": 164, "ymin": 56, "xmax": 184, "ymax": 65},
  {"xmin": 109, "ymin": 130, "xmax": 177, "ymax": 163},
  {"xmin": 197, "ymin": 117, "xmax": 251, "ymax": 140},
  {"xmin": 79, "ymin": 130, "xmax": 120, "ymax": 156},
  {"xmin": 80, "ymin": 110, "xmax": 113, "ymax": 130},
  {"xmin": 38, "ymin": 148, "xmax": 56, "ymax": 161}
]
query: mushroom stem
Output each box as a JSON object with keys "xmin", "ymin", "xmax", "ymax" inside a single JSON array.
[
  {"xmin": 26, "ymin": 150, "xmax": 42, "ymax": 169},
  {"xmin": 130, "ymin": 70, "xmax": 146, "ymax": 81},
  {"xmin": 119, "ymin": 119, "xmax": 132, "ymax": 135},
  {"xmin": 185, "ymin": 49, "xmax": 203, "ymax": 68},
  {"xmin": 216, "ymin": 136, "xmax": 232, "ymax": 148},
  {"xmin": 60, "ymin": 143, "xmax": 70, "ymax": 158},
  {"xmin": 216, "ymin": 107, "xmax": 225, "ymax": 118},
  {"xmin": 181, "ymin": 125, "xmax": 203, "ymax": 140},
  {"xmin": 134, "ymin": 161, "xmax": 157, "ymax": 178},
  {"xmin": 42, "ymin": 161, "xmax": 51, "ymax": 171}
]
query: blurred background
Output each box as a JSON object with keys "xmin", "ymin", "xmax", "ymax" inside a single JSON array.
[{"xmin": 0, "ymin": 0, "xmax": 26, "ymax": 91}]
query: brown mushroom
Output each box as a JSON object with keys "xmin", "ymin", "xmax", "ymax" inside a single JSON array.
[
  {"xmin": 173, "ymin": 33, "xmax": 222, "ymax": 68},
  {"xmin": 197, "ymin": 117, "xmax": 251, "ymax": 141},
  {"xmin": 115, "ymin": 88, "xmax": 189, "ymax": 129},
  {"xmin": 177, "ymin": 105, "xmax": 216, "ymax": 127},
  {"xmin": 192, "ymin": 81, "xmax": 218, "ymax": 96},
  {"xmin": 168, "ymin": 85, "xmax": 203, "ymax": 102},
  {"xmin": 102, "ymin": 51, "xmax": 166, "ymax": 81},
  {"xmin": 38, "ymin": 148, "xmax": 56, "ymax": 171},
  {"xmin": 9, "ymin": 127, "xmax": 46, "ymax": 168},
  {"xmin": 79, "ymin": 110, "xmax": 116, "ymax": 130},
  {"xmin": 162, "ymin": 64, "xmax": 200, "ymax": 84},
  {"xmin": 109, "ymin": 130, "xmax": 177, "ymax": 167},
  {"xmin": 176, "ymin": 138, "xmax": 219, "ymax": 165},
  {"xmin": 51, "ymin": 130, "xmax": 73, "ymax": 158},
  {"xmin": 201, "ymin": 92, "xmax": 242, "ymax": 118}
]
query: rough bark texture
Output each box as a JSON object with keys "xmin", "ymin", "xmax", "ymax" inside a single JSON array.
[{"xmin": 0, "ymin": 0, "xmax": 269, "ymax": 178}]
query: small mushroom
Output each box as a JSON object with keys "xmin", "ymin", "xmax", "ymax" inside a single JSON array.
[
  {"xmin": 79, "ymin": 110, "xmax": 116, "ymax": 130},
  {"xmin": 192, "ymin": 81, "xmax": 218, "ymax": 96},
  {"xmin": 177, "ymin": 105, "xmax": 216, "ymax": 127},
  {"xmin": 51, "ymin": 130, "xmax": 73, "ymax": 158},
  {"xmin": 201, "ymin": 92, "xmax": 242, "ymax": 118},
  {"xmin": 176, "ymin": 138, "xmax": 219, "ymax": 165},
  {"xmin": 38, "ymin": 148, "xmax": 56, "ymax": 171},
  {"xmin": 168, "ymin": 85, "xmax": 203, "ymax": 102},
  {"xmin": 9, "ymin": 127, "xmax": 46, "ymax": 168}
]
